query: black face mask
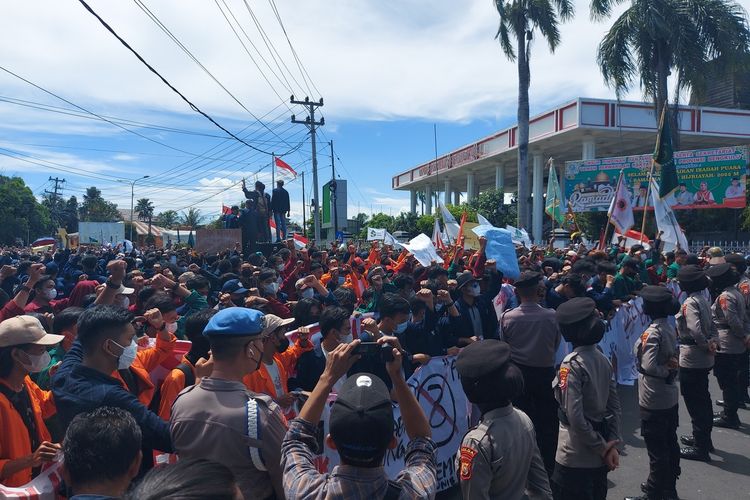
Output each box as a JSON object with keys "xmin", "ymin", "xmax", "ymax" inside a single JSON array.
[
  {"xmin": 276, "ymin": 338, "xmax": 290, "ymax": 353},
  {"xmin": 232, "ymin": 297, "xmax": 246, "ymax": 307},
  {"xmin": 241, "ymin": 269, "xmax": 253, "ymax": 278}
]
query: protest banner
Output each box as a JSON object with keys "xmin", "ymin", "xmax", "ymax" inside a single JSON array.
[
  {"xmin": 565, "ymin": 145, "xmax": 748, "ymax": 212},
  {"xmin": 310, "ymin": 355, "xmax": 470, "ymax": 492},
  {"xmin": 78, "ymin": 222, "xmax": 125, "ymax": 246},
  {"xmin": 366, "ymin": 228, "xmax": 386, "ymax": 241},
  {"xmin": 194, "ymin": 229, "xmax": 240, "ymax": 254},
  {"xmin": 401, "ymin": 233, "xmax": 444, "ymax": 267},
  {"xmin": 0, "ymin": 461, "xmax": 63, "ymax": 499}
]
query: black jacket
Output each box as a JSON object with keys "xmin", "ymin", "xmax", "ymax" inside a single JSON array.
[{"xmin": 271, "ymin": 187, "xmax": 290, "ymax": 213}]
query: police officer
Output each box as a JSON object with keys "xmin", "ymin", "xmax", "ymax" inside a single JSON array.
[
  {"xmin": 455, "ymin": 339, "xmax": 552, "ymax": 500},
  {"xmin": 552, "ymin": 297, "xmax": 621, "ymax": 500},
  {"xmin": 170, "ymin": 308, "xmax": 287, "ymax": 500},
  {"xmin": 500, "ymin": 270, "xmax": 561, "ymax": 477},
  {"xmin": 626, "ymin": 286, "xmax": 681, "ymax": 500},
  {"xmin": 707, "ymin": 262, "xmax": 750, "ymax": 429},
  {"xmin": 723, "ymin": 253, "xmax": 750, "ymax": 409},
  {"xmin": 675, "ymin": 265, "xmax": 717, "ymax": 461}
]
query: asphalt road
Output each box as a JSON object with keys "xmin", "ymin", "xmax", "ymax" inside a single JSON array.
[{"xmin": 438, "ymin": 377, "xmax": 750, "ymax": 500}]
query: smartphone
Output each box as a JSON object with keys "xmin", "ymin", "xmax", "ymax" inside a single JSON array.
[{"xmin": 353, "ymin": 342, "xmax": 380, "ymax": 357}]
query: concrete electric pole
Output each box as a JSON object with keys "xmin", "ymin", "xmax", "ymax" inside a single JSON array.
[{"xmin": 291, "ymin": 96, "xmax": 324, "ymax": 242}]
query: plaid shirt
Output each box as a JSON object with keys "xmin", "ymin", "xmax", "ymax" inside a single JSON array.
[{"xmin": 282, "ymin": 418, "xmax": 438, "ymax": 499}]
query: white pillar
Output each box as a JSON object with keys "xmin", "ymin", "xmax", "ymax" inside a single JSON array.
[
  {"xmin": 466, "ymin": 172, "xmax": 476, "ymax": 203},
  {"xmin": 532, "ymin": 154, "xmax": 544, "ymax": 243},
  {"xmin": 410, "ymin": 189, "xmax": 417, "ymax": 214},
  {"xmin": 444, "ymin": 179, "xmax": 452, "ymax": 205},
  {"xmin": 453, "ymin": 190, "xmax": 460, "ymax": 206},
  {"xmin": 582, "ymin": 136, "xmax": 596, "ymax": 160},
  {"xmin": 424, "ymin": 185, "xmax": 432, "ymax": 215},
  {"xmin": 495, "ymin": 164, "xmax": 505, "ymax": 191}
]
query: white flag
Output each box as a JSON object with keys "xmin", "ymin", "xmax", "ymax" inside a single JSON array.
[
  {"xmin": 366, "ymin": 228, "xmax": 386, "ymax": 241},
  {"xmin": 650, "ymin": 178, "xmax": 689, "ymax": 250},
  {"xmin": 384, "ymin": 231, "xmax": 402, "ymax": 248},
  {"xmin": 439, "ymin": 201, "xmax": 460, "ymax": 240},
  {"xmin": 401, "ymin": 233, "xmax": 444, "ymax": 267},
  {"xmin": 505, "ymin": 225, "xmax": 531, "ymax": 247},
  {"xmin": 477, "ymin": 213, "xmax": 493, "ymax": 227},
  {"xmin": 608, "ymin": 171, "xmax": 635, "ymax": 234}
]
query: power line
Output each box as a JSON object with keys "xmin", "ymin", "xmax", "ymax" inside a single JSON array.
[{"xmin": 77, "ymin": 0, "xmax": 296, "ymax": 157}]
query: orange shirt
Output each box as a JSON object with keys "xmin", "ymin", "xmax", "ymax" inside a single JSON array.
[
  {"xmin": 0, "ymin": 377, "xmax": 55, "ymax": 487},
  {"xmin": 112, "ymin": 334, "xmax": 176, "ymax": 406},
  {"xmin": 157, "ymin": 356, "xmax": 195, "ymax": 421},
  {"xmin": 243, "ymin": 339, "xmax": 313, "ymax": 399}
]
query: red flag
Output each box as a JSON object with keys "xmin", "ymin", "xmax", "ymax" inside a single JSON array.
[
  {"xmin": 275, "ymin": 157, "xmax": 297, "ymax": 179},
  {"xmin": 222, "ymin": 205, "xmax": 232, "ymax": 215}
]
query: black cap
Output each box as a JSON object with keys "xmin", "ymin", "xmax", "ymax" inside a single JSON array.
[
  {"xmin": 640, "ymin": 285, "xmax": 673, "ymax": 304},
  {"xmin": 677, "ymin": 265, "xmax": 705, "ymax": 284},
  {"xmin": 456, "ymin": 271, "xmax": 478, "ymax": 290},
  {"xmin": 456, "ymin": 340, "xmax": 511, "ymax": 379},
  {"xmin": 724, "ymin": 253, "xmax": 745, "ymax": 267},
  {"xmin": 706, "ymin": 262, "xmax": 733, "ymax": 279},
  {"xmin": 556, "ymin": 297, "xmax": 597, "ymax": 325},
  {"xmin": 329, "ymin": 373, "xmax": 393, "ymax": 466},
  {"xmin": 514, "ymin": 271, "xmax": 542, "ymax": 288},
  {"xmin": 542, "ymin": 258, "xmax": 561, "ymax": 272}
]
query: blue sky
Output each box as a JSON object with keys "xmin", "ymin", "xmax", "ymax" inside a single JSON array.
[{"xmin": 2, "ymin": 0, "xmax": 743, "ymax": 224}]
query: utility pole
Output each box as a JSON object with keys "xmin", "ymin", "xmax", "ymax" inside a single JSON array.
[
  {"xmin": 45, "ymin": 177, "xmax": 66, "ymax": 227},
  {"xmin": 329, "ymin": 140, "xmax": 338, "ymax": 241},
  {"xmin": 291, "ymin": 96, "xmax": 324, "ymax": 243}
]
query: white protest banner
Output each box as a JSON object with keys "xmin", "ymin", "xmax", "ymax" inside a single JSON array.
[
  {"xmin": 310, "ymin": 356, "xmax": 470, "ymax": 492},
  {"xmin": 0, "ymin": 461, "xmax": 63, "ymax": 499},
  {"xmin": 505, "ymin": 225, "xmax": 531, "ymax": 247},
  {"xmin": 367, "ymin": 228, "xmax": 386, "ymax": 241},
  {"xmin": 401, "ymin": 233, "xmax": 444, "ymax": 267}
]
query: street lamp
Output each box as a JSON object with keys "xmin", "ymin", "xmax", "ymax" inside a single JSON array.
[{"xmin": 125, "ymin": 175, "xmax": 150, "ymax": 241}]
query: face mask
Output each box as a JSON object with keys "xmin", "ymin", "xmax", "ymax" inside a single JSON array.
[
  {"xmin": 276, "ymin": 264, "xmax": 285, "ymax": 272},
  {"xmin": 115, "ymin": 296, "xmax": 130, "ymax": 308},
  {"xmin": 586, "ymin": 277, "xmax": 594, "ymax": 287},
  {"xmin": 338, "ymin": 276, "xmax": 346, "ymax": 286},
  {"xmin": 467, "ymin": 283, "xmax": 481, "ymax": 297},
  {"xmin": 264, "ymin": 283, "xmax": 279, "ymax": 295},
  {"xmin": 166, "ymin": 322, "xmax": 178, "ymax": 334},
  {"xmin": 112, "ymin": 338, "xmax": 137, "ymax": 370},
  {"xmin": 300, "ymin": 288, "xmax": 315, "ymax": 299},
  {"xmin": 394, "ymin": 320, "xmax": 409, "ymax": 334},
  {"xmin": 275, "ymin": 338, "xmax": 290, "ymax": 353},
  {"xmin": 247, "ymin": 342, "xmax": 263, "ymax": 371},
  {"xmin": 20, "ymin": 350, "xmax": 51, "ymax": 373},
  {"xmin": 44, "ymin": 288, "xmax": 57, "ymax": 300}
]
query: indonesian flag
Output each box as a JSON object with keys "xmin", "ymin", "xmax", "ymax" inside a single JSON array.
[
  {"xmin": 292, "ymin": 232, "xmax": 308, "ymax": 250},
  {"xmin": 222, "ymin": 205, "xmax": 232, "ymax": 215},
  {"xmin": 432, "ymin": 218, "xmax": 445, "ymax": 250},
  {"xmin": 608, "ymin": 170, "xmax": 635, "ymax": 235},
  {"xmin": 275, "ymin": 157, "xmax": 297, "ymax": 180}
]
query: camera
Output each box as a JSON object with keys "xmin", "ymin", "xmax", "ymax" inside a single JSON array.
[{"xmin": 353, "ymin": 341, "xmax": 394, "ymax": 362}]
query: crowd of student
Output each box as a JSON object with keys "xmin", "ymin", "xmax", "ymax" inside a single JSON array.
[{"xmin": 0, "ymin": 233, "xmax": 747, "ymax": 500}]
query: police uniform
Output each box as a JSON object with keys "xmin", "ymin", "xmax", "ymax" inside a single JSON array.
[
  {"xmin": 455, "ymin": 340, "xmax": 552, "ymax": 500},
  {"xmin": 169, "ymin": 308, "xmax": 287, "ymax": 500},
  {"xmin": 708, "ymin": 263, "xmax": 748, "ymax": 429},
  {"xmin": 552, "ymin": 298, "xmax": 621, "ymax": 500},
  {"xmin": 628, "ymin": 286, "xmax": 680, "ymax": 500},
  {"xmin": 500, "ymin": 271, "xmax": 561, "ymax": 477},
  {"xmin": 675, "ymin": 265, "xmax": 716, "ymax": 459},
  {"xmin": 725, "ymin": 254, "xmax": 750, "ymax": 408}
]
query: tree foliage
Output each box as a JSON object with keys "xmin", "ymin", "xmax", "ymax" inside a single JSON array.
[
  {"xmin": 0, "ymin": 176, "xmax": 52, "ymax": 245},
  {"xmin": 180, "ymin": 208, "xmax": 204, "ymax": 229},
  {"xmin": 42, "ymin": 194, "xmax": 79, "ymax": 233},
  {"xmin": 135, "ymin": 198, "xmax": 154, "ymax": 222},
  {"xmin": 79, "ymin": 187, "xmax": 120, "ymax": 222},
  {"xmin": 155, "ymin": 210, "xmax": 179, "ymax": 229}
]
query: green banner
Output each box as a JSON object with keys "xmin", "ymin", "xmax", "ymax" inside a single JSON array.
[{"xmin": 565, "ymin": 146, "xmax": 748, "ymax": 212}]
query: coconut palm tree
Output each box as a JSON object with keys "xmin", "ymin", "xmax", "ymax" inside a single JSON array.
[
  {"xmin": 181, "ymin": 207, "xmax": 203, "ymax": 229},
  {"xmin": 592, "ymin": 0, "xmax": 750, "ymax": 145},
  {"xmin": 135, "ymin": 198, "xmax": 155, "ymax": 238},
  {"xmin": 494, "ymin": 0, "xmax": 575, "ymax": 231},
  {"xmin": 155, "ymin": 210, "xmax": 179, "ymax": 229}
]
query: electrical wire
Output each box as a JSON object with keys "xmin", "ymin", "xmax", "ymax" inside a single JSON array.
[{"xmin": 77, "ymin": 0, "xmax": 297, "ymax": 157}]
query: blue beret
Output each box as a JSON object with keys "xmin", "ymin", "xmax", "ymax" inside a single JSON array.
[{"xmin": 203, "ymin": 308, "xmax": 264, "ymax": 337}]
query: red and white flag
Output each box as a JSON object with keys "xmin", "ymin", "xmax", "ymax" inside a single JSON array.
[
  {"xmin": 608, "ymin": 170, "xmax": 635, "ymax": 235},
  {"xmin": 432, "ymin": 218, "xmax": 445, "ymax": 250},
  {"xmin": 275, "ymin": 157, "xmax": 297, "ymax": 180}
]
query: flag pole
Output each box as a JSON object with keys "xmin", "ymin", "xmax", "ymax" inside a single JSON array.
[
  {"xmin": 601, "ymin": 170, "xmax": 622, "ymax": 250},
  {"xmin": 639, "ymin": 105, "xmax": 667, "ymax": 243}
]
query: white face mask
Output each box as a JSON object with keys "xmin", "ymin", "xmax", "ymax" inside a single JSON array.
[
  {"xmin": 264, "ymin": 282, "xmax": 279, "ymax": 295},
  {"xmin": 44, "ymin": 288, "xmax": 57, "ymax": 300},
  {"xmin": 276, "ymin": 264, "xmax": 285, "ymax": 272},
  {"xmin": 115, "ymin": 296, "xmax": 130, "ymax": 309},
  {"xmin": 112, "ymin": 339, "xmax": 137, "ymax": 370},
  {"xmin": 166, "ymin": 322, "xmax": 178, "ymax": 334},
  {"xmin": 300, "ymin": 288, "xmax": 315, "ymax": 299},
  {"xmin": 20, "ymin": 350, "xmax": 51, "ymax": 373},
  {"xmin": 467, "ymin": 283, "xmax": 481, "ymax": 297}
]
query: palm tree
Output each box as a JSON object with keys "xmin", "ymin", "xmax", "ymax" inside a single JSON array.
[
  {"xmin": 181, "ymin": 208, "xmax": 203, "ymax": 229},
  {"xmin": 592, "ymin": 0, "xmax": 750, "ymax": 145},
  {"xmin": 155, "ymin": 210, "xmax": 179, "ymax": 229},
  {"xmin": 134, "ymin": 198, "xmax": 154, "ymax": 222},
  {"xmin": 494, "ymin": 0, "xmax": 574, "ymax": 231}
]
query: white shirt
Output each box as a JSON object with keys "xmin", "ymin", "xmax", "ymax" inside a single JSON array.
[
  {"xmin": 264, "ymin": 360, "xmax": 286, "ymax": 398},
  {"xmin": 321, "ymin": 345, "xmax": 347, "ymax": 392}
]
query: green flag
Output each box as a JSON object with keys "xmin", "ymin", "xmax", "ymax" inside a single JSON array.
[
  {"xmin": 545, "ymin": 162, "xmax": 565, "ymax": 225},
  {"xmin": 654, "ymin": 105, "xmax": 679, "ymax": 198}
]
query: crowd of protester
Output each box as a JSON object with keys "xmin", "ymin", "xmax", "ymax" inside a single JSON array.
[{"xmin": 0, "ymin": 229, "xmax": 748, "ymax": 500}]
